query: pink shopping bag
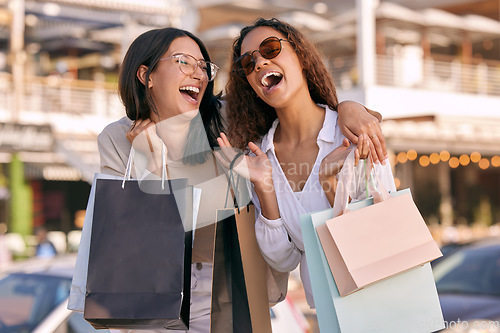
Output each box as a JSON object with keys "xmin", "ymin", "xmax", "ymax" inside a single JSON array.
[{"xmin": 317, "ymin": 152, "xmax": 442, "ymax": 297}]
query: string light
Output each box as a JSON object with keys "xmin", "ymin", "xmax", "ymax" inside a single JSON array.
[
  {"xmin": 407, "ymin": 150, "xmax": 417, "ymax": 161},
  {"xmin": 430, "ymin": 153, "xmax": 440, "ymax": 164},
  {"xmin": 397, "ymin": 150, "xmax": 499, "ymax": 170},
  {"xmin": 479, "ymin": 158, "xmax": 490, "ymax": 170},
  {"xmin": 459, "ymin": 154, "xmax": 470, "ymax": 166},
  {"xmin": 419, "ymin": 155, "xmax": 430, "ymax": 167},
  {"xmin": 492, "ymin": 156, "xmax": 500, "ymax": 167},
  {"xmin": 449, "ymin": 157, "xmax": 460, "ymax": 168},
  {"xmin": 397, "ymin": 152, "xmax": 408, "ymax": 164},
  {"xmin": 394, "ymin": 177, "xmax": 401, "ymax": 189},
  {"xmin": 470, "ymin": 152, "xmax": 481, "ymax": 163},
  {"xmin": 440, "ymin": 151, "xmax": 450, "ymax": 162}
]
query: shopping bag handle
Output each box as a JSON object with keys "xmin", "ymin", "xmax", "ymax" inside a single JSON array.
[
  {"xmin": 122, "ymin": 142, "xmax": 168, "ymax": 190},
  {"xmin": 333, "ymin": 150, "xmax": 391, "ymax": 217},
  {"xmin": 224, "ymin": 152, "xmax": 243, "ymax": 211},
  {"xmin": 363, "ymin": 159, "xmax": 391, "ymax": 202}
]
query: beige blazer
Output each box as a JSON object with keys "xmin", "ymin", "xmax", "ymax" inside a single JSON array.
[
  {"xmin": 97, "ymin": 116, "xmax": 288, "ymax": 304},
  {"xmin": 97, "ymin": 116, "xmax": 134, "ymax": 177}
]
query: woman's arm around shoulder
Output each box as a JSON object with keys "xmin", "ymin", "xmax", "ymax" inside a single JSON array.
[{"xmin": 337, "ymin": 101, "xmax": 388, "ymax": 165}]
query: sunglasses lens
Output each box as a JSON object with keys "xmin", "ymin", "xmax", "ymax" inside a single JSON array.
[
  {"xmin": 260, "ymin": 38, "xmax": 282, "ymax": 59},
  {"xmin": 234, "ymin": 54, "xmax": 255, "ymax": 76}
]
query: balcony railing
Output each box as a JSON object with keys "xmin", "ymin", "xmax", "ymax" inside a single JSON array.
[
  {"xmin": 0, "ymin": 73, "xmax": 123, "ymax": 120},
  {"xmin": 330, "ymin": 55, "xmax": 500, "ymax": 96},
  {"xmin": 1, "ymin": 54, "xmax": 499, "ymax": 120}
]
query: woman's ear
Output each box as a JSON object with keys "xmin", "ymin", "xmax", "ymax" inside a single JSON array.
[{"xmin": 137, "ymin": 65, "xmax": 153, "ymax": 88}]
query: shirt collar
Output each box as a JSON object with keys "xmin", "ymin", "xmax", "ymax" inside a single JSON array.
[
  {"xmin": 317, "ymin": 104, "xmax": 337, "ymax": 144},
  {"xmin": 259, "ymin": 105, "xmax": 338, "ymax": 153},
  {"xmin": 260, "ymin": 118, "xmax": 280, "ymax": 154}
]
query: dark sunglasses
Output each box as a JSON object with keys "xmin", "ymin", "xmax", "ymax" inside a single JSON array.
[{"xmin": 233, "ymin": 37, "xmax": 289, "ymax": 77}]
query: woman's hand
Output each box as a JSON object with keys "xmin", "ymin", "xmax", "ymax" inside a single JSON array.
[
  {"xmin": 319, "ymin": 138, "xmax": 368, "ymax": 180},
  {"xmin": 126, "ymin": 119, "xmax": 165, "ymax": 173},
  {"xmin": 215, "ymin": 133, "xmax": 273, "ymax": 191},
  {"xmin": 337, "ymin": 101, "xmax": 387, "ymax": 164},
  {"xmin": 319, "ymin": 137, "xmax": 369, "ymax": 205},
  {"xmin": 216, "ymin": 133, "xmax": 280, "ymax": 220}
]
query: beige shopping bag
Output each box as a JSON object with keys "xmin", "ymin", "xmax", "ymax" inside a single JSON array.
[
  {"xmin": 211, "ymin": 206, "xmax": 275, "ymax": 333},
  {"xmin": 235, "ymin": 206, "xmax": 274, "ymax": 333},
  {"xmin": 235, "ymin": 207, "xmax": 288, "ymax": 308}
]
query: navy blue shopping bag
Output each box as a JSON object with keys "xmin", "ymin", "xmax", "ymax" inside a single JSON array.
[{"xmin": 84, "ymin": 178, "xmax": 192, "ymax": 330}]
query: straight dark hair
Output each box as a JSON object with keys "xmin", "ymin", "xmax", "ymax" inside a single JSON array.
[{"xmin": 118, "ymin": 27, "xmax": 223, "ymax": 164}]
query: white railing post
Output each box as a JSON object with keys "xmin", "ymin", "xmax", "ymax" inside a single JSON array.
[
  {"xmin": 356, "ymin": 0, "xmax": 376, "ymax": 89},
  {"xmin": 394, "ymin": 51, "xmax": 402, "ymax": 87},
  {"xmin": 451, "ymin": 60, "xmax": 461, "ymax": 93},
  {"xmin": 10, "ymin": 0, "xmax": 25, "ymax": 122},
  {"xmin": 477, "ymin": 62, "xmax": 488, "ymax": 95},
  {"xmin": 30, "ymin": 82, "xmax": 43, "ymax": 114},
  {"xmin": 92, "ymin": 87, "xmax": 106, "ymax": 117},
  {"xmin": 0, "ymin": 73, "xmax": 11, "ymax": 120},
  {"xmin": 423, "ymin": 58, "xmax": 433, "ymax": 88}
]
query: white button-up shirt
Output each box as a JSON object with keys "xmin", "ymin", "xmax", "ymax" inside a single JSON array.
[{"xmin": 252, "ymin": 106, "xmax": 396, "ymax": 307}]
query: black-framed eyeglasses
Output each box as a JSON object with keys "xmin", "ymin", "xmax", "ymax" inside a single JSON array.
[
  {"xmin": 160, "ymin": 53, "xmax": 219, "ymax": 82},
  {"xmin": 233, "ymin": 37, "xmax": 289, "ymax": 77}
]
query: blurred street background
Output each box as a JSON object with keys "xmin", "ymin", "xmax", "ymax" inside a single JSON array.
[{"xmin": 0, "ymin": 0, "xmax": 499, "ymax": 332}]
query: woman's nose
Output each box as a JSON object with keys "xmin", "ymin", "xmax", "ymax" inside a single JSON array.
[
  {"xmin": 253, "ymin": 52, "xmax": 269, "ymax": 72},
  {"xmin": 191, "ymin": 64, "xmax": 206, "ymax": 81}
]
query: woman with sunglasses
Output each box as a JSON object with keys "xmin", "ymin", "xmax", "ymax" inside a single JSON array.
[
  {"xmin": 98, "ymin": 27, "xmax": 227, "ymax": 333},
  {"xmin": 98, "ymin": 26, "xmax": 389, "ymax": 331},
  {"xmin": 216, "ymin": 18, "xmax": 396, "ymax": 309}
]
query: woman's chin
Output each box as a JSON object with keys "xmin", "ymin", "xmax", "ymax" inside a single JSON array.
[
  {"xmin": 158, "ymin": 107, "xmax": 199, "ymax": 121},
  {"xmin": 180, "ymin": 108, "xmax": 200, "ymax": 119}
]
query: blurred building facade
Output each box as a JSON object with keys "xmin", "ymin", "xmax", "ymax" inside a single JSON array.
[{"xmin": 0, "ymin": 0, "xmax": 499, "ymax": 241}]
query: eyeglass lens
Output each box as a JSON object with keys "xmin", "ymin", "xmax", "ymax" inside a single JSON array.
[{"xmin": 178, "ymin": 55, "xmax": 217, "ymax": 81}]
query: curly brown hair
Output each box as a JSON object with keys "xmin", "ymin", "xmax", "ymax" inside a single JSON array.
[{"xmin": 226, "ymin": 18, "xmax": 339, "ymax": 150}]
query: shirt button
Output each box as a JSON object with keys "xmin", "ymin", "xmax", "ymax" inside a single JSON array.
[{"xmin": 196, "ymin": 263, "xmax": 203, "ymax": 270}]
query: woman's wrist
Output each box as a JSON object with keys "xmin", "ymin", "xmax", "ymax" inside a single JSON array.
[
  {"xmin": 319, "ymin": 157, "xmax": 341, "ymax": 181},
  {"xmin": 319, "ymin": 174, "xmax": 337, "ymax": 206},
  {"xmin": 318, "ymin": 171, "xmax": 336, "ymax": 183},
  {"xmin": 253, "ymin": 176, "xmax": 275, "ymax": 195},
  {"xmin": 254, "ymin": 182, "xmax": 281, "ymax": 221}
]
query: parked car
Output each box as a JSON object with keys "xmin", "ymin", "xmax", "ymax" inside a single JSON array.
[
  {"xmin": 433, "ymin": 238, "xmax": 500, "ymax": 333},
  {"xmin": 0, "ymin": 254, "xmax": 309, "ymax": 333},
  {"xmin": 431, "ymin": 238, "xmax": 499, "ymax": 267},
  {"xmin": 0, "ymin": 254, "xmax": 107, "ymax": 333}
]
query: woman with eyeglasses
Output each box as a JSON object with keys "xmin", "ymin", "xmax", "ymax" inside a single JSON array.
[
  {"xmin": 98, "ymin": 26, "xmax": 390, "ymax": 331},
  {"xmin": 97, "ymin": 28, "xmax": 226, "ymax": 333},
  {"xmin": 216, "ymin": 18, "xmax": 396, "ymax": 309}
]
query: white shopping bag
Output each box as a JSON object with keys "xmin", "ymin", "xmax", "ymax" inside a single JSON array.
[
  {"xmin": 301, "ymin": 208, "xmax": 445, "ymax": 333},
  {"xmin": 68, "ymin": 173, "xmax": 120, "ymax": 312}
]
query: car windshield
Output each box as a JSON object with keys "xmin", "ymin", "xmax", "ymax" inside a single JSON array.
[
  {"xmin": 433, "ymin": 244, "xmax": 500, "ymax": 297},
  {"xmin": 0, "ymin": 273, "xmax": 72, "ymax": 333}
]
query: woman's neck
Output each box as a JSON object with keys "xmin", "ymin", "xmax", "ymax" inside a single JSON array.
[
  {"xmin": 274, "ymin": 98, "xmax": 325, "ymax": 146},
  {"xmin": 155, "ymin": 109, "xmax": 199, "ymax": 161}
]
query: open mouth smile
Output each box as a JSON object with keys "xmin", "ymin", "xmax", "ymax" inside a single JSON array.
[
  {"xmin": 260, "ymin": 71, "xmax": 283, "ymax": 93},
  {"xmin": 179, "ymin": 86, "xmax": 200, "ymax": 104}
]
